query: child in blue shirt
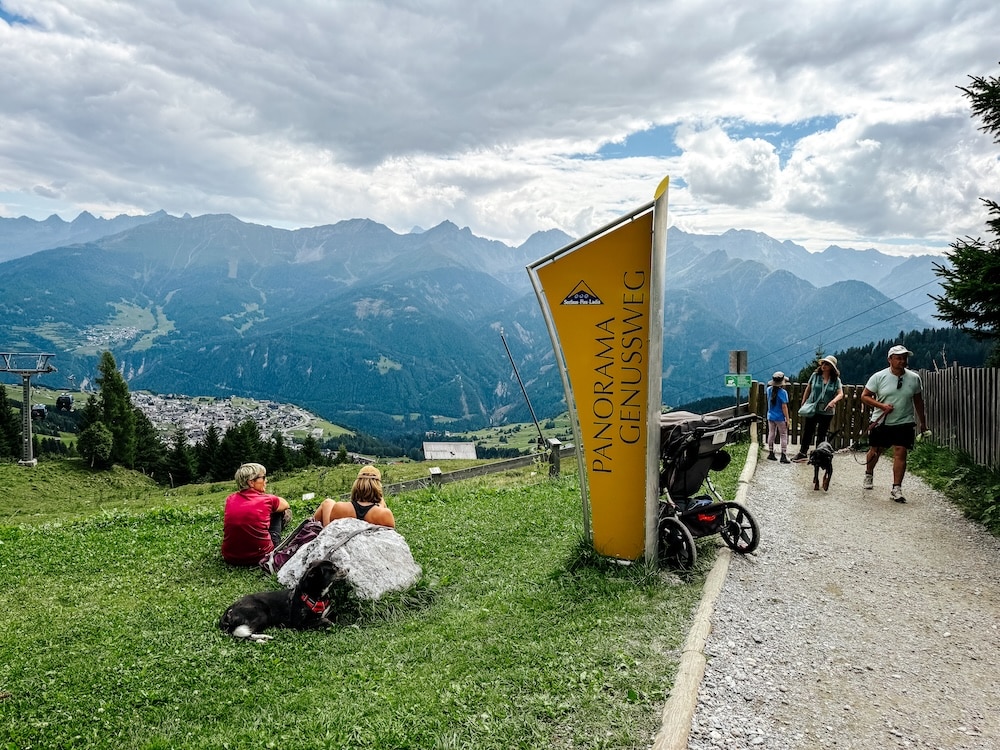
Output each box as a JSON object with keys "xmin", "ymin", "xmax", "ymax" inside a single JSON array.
[{"xmin": 766, "ymin": 372, "xmax": 791, "ymax": 463}]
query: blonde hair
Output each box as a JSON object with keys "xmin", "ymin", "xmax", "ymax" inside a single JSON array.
[
  {"xmin": 235, "ymin": 462, "xmax": 266, "ymax": 490},
  {"xmin": 351, "ymin": 465, "xmax": 383, "ymax": 504}
]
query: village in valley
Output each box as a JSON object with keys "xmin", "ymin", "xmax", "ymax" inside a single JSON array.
[
  {"xmin": 128, "ymin": 392, "xmax": 328, "ymax": 446},
  {"xmin": 12, "ymin": 383, "xmax": 332, "ymax": 447}
]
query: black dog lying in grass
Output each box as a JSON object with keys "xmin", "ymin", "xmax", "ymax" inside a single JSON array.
[
  {"xmin": 808, "ymin": 440, "xmax": 835, "ymax": 492},
  {"xmin": 219, "ymin": 560, "xmax": 351, "ymax": 642}
]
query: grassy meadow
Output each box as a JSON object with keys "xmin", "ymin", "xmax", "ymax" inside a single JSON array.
[{"xmin": 0, "ymin": 444, "xmax": 747, "ymax": 749}]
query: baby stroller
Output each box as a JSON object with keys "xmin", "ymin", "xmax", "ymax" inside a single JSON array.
[{"xmin": 657, "ymin": 411, "xmax": 760, "ymax": 570}]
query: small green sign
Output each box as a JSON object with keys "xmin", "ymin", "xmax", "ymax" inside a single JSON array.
[{"xmin": 724, "ymin": 373, "xmax": 752, "ymax": 388}]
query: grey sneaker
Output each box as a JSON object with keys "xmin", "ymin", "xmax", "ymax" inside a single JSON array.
[
  {"xmin": 863, "ymin": 474, "xmax": 874, "ymax": 490},
  {"xmin": 890, "ymin": 485, "xmax": 906, "ymax": 503}
]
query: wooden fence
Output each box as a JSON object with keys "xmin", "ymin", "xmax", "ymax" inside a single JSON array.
[
  {"xmin": 748, "ymin": 381, "xmax": 872, "ymax": 452},
  {"xmin": 346, "ymin": 444, "xmax": 577, "ymax": 498},
  {"xmin": 748, "ymin": 366, "xmax": 1000, "ymax": 468},
  {"xmin": 918, "ymin": 364, "xmax": 1000, "ymax": 468}
]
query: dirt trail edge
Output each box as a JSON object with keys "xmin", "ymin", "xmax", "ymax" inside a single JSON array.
[{"xmin": 655, "ymin": 433, "xmax": 1000, "ymax": 750}]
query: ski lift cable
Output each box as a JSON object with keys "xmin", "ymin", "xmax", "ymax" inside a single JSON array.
[
  {"xmin": 749, "ymin": 278, "xmax": 941, "ymax": 369},
  {"xmin": 751, "ymin": 297, "xmax": 937, "ymax": 376},
  {"xmin": 666, "ymin": 291, "xmax": 940, "ymax": 405}
]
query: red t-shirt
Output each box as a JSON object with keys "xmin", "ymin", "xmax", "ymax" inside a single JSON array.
[{"xmin": 221, "ymin": 488, "xmax": 283, "ymax": 565}]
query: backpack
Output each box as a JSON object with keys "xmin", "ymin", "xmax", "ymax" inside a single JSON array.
[{"xmin": 260, "ymin": 518, "xmax": 323, "ymax": 575}]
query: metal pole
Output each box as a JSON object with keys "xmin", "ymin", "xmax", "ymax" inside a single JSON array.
[
  {"xmin": 1, "ymin": 352, "xmax": 56, "ymax": 468},
  {"xmin": 499, "ymin": 329, "xmax": 545, "ymax": 447},
  {"xmin": 20, "ymin": 375, "xmax": 33, "ymax": 465}
]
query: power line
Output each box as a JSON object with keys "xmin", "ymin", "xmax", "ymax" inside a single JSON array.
[
  {"xmin": 751, "ymin": 293, "xmax": 939, "ymax": 377},
  {"xmin": 749, "ymin": 278, "xmax": 941, "ymax": 371},
  {"xmin": 667, "ymin": 279, "xmax": 944, "ymax": 405}
]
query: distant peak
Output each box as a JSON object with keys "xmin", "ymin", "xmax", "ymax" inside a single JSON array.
[{"xmin": 427, "ymin": 220, "xmax": 459, "ymax": 233}]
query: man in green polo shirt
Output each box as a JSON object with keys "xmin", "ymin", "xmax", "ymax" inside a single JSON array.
[{"xmin": 860, "ymin": 345, "xmax": 928, "ymax": 503}]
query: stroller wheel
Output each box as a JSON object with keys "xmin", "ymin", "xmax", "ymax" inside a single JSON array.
[
  {"xmin": 658, "ymin": 516, "xmax": 697, "ymax": 570},
  {"xmin": 719, "ymin": 502, "xmax": 760, "ymax": 554}
]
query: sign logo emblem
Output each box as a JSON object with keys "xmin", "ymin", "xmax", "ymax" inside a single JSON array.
[{"xmin": 561, "ymin": 281, "xmax": 603, "ymax": 305}]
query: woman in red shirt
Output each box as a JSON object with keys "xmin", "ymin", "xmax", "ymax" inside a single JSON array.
[{"xmin": 221, "ymin": 463, "xmax": 292, "ymax": 566}]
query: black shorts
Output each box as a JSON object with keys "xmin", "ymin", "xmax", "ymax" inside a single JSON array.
[{"xmin": 869, "ymin": 422, "xmax": 915, "ymax": 450}]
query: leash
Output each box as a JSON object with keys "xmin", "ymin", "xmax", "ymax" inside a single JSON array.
[{"xmin": 295, "ymin": 526, "xmax": 388, "ymax": 615}]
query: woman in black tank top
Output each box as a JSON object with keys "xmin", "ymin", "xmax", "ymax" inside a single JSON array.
[{"xmin": 312, "ymin": 465, "xmax": 395, "ymax": 528}]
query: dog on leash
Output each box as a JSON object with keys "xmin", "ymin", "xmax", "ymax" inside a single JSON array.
[
  {"xmin": 219, "ymin": 560, "xmax": 350, "ymax": 642},
  {"xmin": 808, "ymin": 440, "xmax": 835, "ymax": 491}
]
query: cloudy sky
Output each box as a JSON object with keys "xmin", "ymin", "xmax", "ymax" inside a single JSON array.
[{"xmin": 1, "ymin": 1, "xmax": 998, "ymax": 256}]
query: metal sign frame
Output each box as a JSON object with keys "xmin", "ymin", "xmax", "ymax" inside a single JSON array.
[{"xmin": 526, "ymin": 179, "xmax": 668, "ymax": 559}]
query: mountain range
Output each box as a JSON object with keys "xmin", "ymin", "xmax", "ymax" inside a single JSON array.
[{"xmin": 0, "ymin": 211, "xmax": 945, "ymax": 436}]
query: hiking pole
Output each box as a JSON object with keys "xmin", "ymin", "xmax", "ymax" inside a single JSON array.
[{"xmin": 499, "ymin": 328, "xmax": 545, "ymax": 448}]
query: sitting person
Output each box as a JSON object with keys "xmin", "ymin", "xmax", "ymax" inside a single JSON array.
[
  {"xmin": 313, "ymin": 465, "xmax": 395, "ymax": 529},
  {"xmin": 221, "ymin": 463, "xmax": 292, "ymax": 566}
]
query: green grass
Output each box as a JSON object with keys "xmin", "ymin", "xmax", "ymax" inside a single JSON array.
[
  {"xmin": 908, "ymin": 440, "xmax": 1000, "ymax": 535},
  {"xmin": 0, "ymin": 443, "xmax": 749, "ymax": 749}
]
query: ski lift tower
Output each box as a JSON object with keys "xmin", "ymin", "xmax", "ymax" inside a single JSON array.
[{"xmin": 0, "ymin": 352, "xmax": 56, "ymax": 467}]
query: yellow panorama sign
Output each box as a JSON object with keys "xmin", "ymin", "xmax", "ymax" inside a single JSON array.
[{"xmin": 528, "ymin": 185, "xmax": 667, "ymax": 559}]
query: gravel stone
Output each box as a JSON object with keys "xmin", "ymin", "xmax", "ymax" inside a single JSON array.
[{"xmin": 685, "ymin": 447, "xmax": 1000, "ymax": 750}]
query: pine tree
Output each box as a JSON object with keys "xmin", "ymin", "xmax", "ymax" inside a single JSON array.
[
  {"xmin": 133, "ymin": 407, "xmax": 165, "ymax": 478},
  {"xmin": 0, "ymin": 386, "xmax": 21, "ymax": 459},
  {"xmin": 932, "ymin": 66, "xmax": 1000, "ymax": 365},
  {"xmin": 268, "ymin": 430, "xmax": 291, "ymax": 473},
  {"xmin": 218, "ymin": 419, "xmax": 266, "ymax": 478},
  {"xmin": 166, "ymin": 426, "xmax": 196, "ymax": 487},
  {"xmin": 96, "ymin": 352, "xmax": 137, "ymax": 468},
  {"xmin": 196, "ymin": 424, "xmax": 223, "ymax": 481},
  {"xmin": 300, "ymin": 434, "xmax": 324, "ymax": 467},
  {"xmin": 79, "ymin": 394, "xmax": 101, "ymax": 431}
]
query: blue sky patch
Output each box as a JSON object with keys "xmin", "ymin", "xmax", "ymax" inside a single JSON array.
[
  {"xmin": 595, "ymin": 124, "xmax": 683, "ymax": 159},
  {"xmin": 0, "ymin": 4, "xmax": 32, "ymax": 25},
  {"xmin": 724, "ymin": 116, "xmax": 841, "ymax": 167},
  {"xmin": 581, "ymin": 117, "xmax": 840, "ymax": 168}
]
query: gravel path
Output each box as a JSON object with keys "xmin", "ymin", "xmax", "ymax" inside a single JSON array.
[{"xmin": 686, "ymin": 445, "xmax": 1000, "ymax": 750}]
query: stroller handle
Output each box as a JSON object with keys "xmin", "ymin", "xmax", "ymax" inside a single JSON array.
[
  {"xmin": 694, "ymin": 413, "xmax": 759, "ymax": 439},
  {"xmin": 668, "ymin": 413, "xmax": 758, "ymax": 455}
]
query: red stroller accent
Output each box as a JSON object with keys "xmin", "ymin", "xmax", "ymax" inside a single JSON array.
[{"xmin": 657, "ymin": 411, "xmax": 761, "ymax": 570}]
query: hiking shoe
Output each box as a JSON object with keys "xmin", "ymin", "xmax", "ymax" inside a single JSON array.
[
  {"xmin": 780, "ymin": 454, "xmax": 790, "ymax": 464},
  {"xmin": 863, "ymin": 474, "xmax": 874, "ymax": 490},
  {"xmin": 767, "ymin": 451, "xmax": 777, "ymax": 461},
  {"xmin": 890, "ymin": 485, "xmax": 906, "ymax": 503},
  {"xmin": 791, "ymin": 453, "xmax": 808, "ymax": 463}
]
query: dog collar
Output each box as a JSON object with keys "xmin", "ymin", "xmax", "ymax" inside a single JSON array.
[{"xmin": 300, "ymin": 594, "xmax": 328, "ymax": 614}]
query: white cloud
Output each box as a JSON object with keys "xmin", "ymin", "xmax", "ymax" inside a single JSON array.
[
  {"xmin": 0, "ymin": 0, "xmax": 998, "ymax": 255},
  {"xmin": 676, "ymin": 125, "xmax": 780, "ymax": 206}
]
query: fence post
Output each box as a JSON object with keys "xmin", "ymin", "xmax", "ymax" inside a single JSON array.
[{"xmin": 546, "ymin": 438, "xmax": 562, "ymax": 477}]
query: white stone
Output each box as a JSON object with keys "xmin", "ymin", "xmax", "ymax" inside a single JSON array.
[{"xmin": 277, "ymin": 517, "xmax": 422, "ymax": 600}]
